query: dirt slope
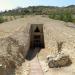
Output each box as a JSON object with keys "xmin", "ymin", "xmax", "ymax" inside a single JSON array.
[{"xmin": 0, "ymin": 15, "xmax": 75, "ymax": 75}]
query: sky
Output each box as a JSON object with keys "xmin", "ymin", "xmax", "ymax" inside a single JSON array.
[{"xmin": 0, "ymin": 0, "xmax": 75, "ymax": 11}]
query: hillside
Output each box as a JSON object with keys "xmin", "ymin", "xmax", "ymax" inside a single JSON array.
[
  {"xmin": 0, "ymin": 5, "xmax": 75, "ymax": 15},
  {"xmin": 0, "ymin": 15, "xmax": 75, "ymax": 75},
  {"xmin": 0, "ymin": 5, "xmax": 75, "ymax": 24}
]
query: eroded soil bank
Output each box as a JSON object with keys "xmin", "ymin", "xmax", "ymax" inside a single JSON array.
[{"xmin": 0, "ymin": 15, "xmax": 75, "ymax": 75}]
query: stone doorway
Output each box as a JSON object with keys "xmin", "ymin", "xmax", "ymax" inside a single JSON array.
[
  {"xmin": 26, "ymin": 24, "xmax": 45, "ymax": 60},
  {"xmin": 33, "ymin": 35, "xmax": 41, "ymax": 48},
  {"xmin": 30, "ymin": 24, "xmax": 45, "ymax": 49}
]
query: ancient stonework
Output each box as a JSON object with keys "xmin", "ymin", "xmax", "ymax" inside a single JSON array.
[{"xmin": 0, "ymin": 15, "xmax": 75, "ymax": 75}]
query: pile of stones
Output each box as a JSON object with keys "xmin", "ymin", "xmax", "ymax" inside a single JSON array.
[{"xmin": 47, "ymin": 52, "xmax": 72, "ymax": 68}]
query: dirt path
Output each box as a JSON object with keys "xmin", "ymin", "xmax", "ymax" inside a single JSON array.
[
  {"xmin": 16, "ymin": 48, "xmax": 44, "ymax": 75},
  {"xmin": 29, "ymin": 55, "xmax": 44, "ymax": 75}
]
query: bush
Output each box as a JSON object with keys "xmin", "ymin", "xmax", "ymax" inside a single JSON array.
[
  {"xmin": 49, "ymin": 14, "xmax": 56, "ymax": 19},
  {"xmin": 0, "ymin": 16, "xmax": 4, "ymax": 23},
  {"xmin": 49, "ymin": 12, "xmax": 73, "ymax": 22},
  {"xmin": 20, "ymin": 15, "xmax": 24, "ymax": 18},
  {"xmin": 61, "ymin": 13, "xmax": 73, "ymax": 22}
]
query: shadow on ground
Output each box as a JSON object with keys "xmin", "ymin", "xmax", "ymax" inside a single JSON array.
[{"xmin": 26, "ymin": 48, "xmax": 41, "ymax": 61}]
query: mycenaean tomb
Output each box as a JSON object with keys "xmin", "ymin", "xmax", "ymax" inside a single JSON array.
[{"xmin": 0, "ymin": 15, "xmax": 75, "ymax": 75}]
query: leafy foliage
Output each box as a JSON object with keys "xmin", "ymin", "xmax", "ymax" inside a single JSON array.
[
  {"xmin": 0, "ymin": 5, "xmax": 75, "ymax": 23},
  {"xmin": 0, "ymin": 16, "xmax": 5, "ymax": 23},
  {"xmin": 49, "ymin": 12, "xmax": 73, "ymax": 22}
]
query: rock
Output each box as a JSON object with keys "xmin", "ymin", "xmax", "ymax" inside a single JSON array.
[
  {"xmin": 47, "ymin": 53, "xmax": 72, "ymax": 68},
  {"xmin": 40, "ymin": 61, "xmax": 49, "ymax": 72}
]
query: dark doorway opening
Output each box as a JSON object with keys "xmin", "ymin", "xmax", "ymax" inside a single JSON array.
[
  {"xmin": 26, "ymin": 24, "xmax": 45, "ymax": 60},
  {"xmin": 30, "ymin": 24, "xmax": 45, "ymax": 49},
  {"xmin": 33, "ymin": 35, "xmax": 41, "ymax": 48},
  {"xmin": 34, "ymin": 27, "xmax": 40, "ymax": 32}
]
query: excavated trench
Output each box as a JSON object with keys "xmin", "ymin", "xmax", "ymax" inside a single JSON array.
[{"xmin": 26, "ymin": 24, "xmax": 45, "ymax": 60}]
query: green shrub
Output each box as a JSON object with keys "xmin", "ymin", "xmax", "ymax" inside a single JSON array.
[
  {"xmin": 49, "ymin": 14, "xmax": 56, "ymax": 19},
  {"xmin": 0, "ymin": 16, "xmax": 4, "ymax": 23},
  {"xmin": 60, "ymin": 13, "xmax": 73, "ymax": 22},
  {"xmin": 20, "ymin": 15, "xmax": 24, "ymax": 18},
  {"xmin": 4, "ymin": 18, "xmax": 8, "ymax": 22},
  {"xmin": 49, "ymin": 12, "xmax": 73, "ymax": 22}
]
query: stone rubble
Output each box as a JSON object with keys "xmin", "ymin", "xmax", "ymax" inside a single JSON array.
[{"xmin": 47, "ymin": 52, "xmax": 72, "ymax": 68}]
